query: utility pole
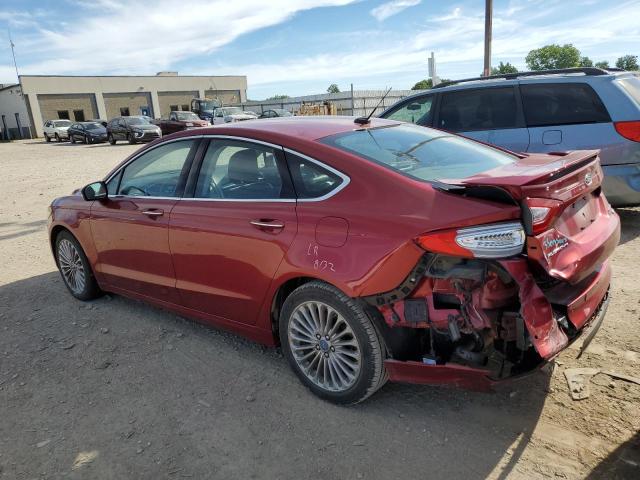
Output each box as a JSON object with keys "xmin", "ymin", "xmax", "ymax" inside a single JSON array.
[
  {"xmin": 428, "ymin": 51, "xmax": 440, "ymax": 86},
  {"xmin": 483, "ymin": 0, "xmax": 493, "ymax": 77},
  {"xmin": 8, "ymin": 29, "xmax": 19, "ymax": 81}
]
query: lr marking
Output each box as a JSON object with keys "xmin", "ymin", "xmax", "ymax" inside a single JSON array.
[{"xmin": 307, "ymin": 243, "xmax": 336, "ymax": 272}]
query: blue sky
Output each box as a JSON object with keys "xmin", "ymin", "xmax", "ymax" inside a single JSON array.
[{"xmin": 0, "ymin": 0, "xmax": 638, "ymax": 99}]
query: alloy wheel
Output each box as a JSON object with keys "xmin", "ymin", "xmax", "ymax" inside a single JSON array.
[
  {"xmin": 57, "ymin": 238, "xmax": 86, "ymax": 295},
  {"xmin": 287, "ymin": 301, "xmax": 362, "ymax": 392}
]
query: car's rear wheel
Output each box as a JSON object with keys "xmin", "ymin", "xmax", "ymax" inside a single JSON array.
[
  {"xmin": 55, "ymin": 133, "xmax": 61, "ymax": 142},
  {"xmin": 279, "ymin": 281, "xmax": 387, "ymax": 404},
  {"xmin": 55, "ymin": 231, "xmax": 102, "ymax": 301},
  {"xmin": 108, "ymin": 134, "xmax": 116, "ymax": 145}
]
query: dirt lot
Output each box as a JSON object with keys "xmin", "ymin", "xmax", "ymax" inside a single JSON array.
[{"xmin": 0, "ymin": 139, "xmax": 639, "ymax": 479}]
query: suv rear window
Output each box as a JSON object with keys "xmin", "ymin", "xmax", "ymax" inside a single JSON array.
[
  {"xmin": 438, "ymin": 87, "xmax": 519, "ymax": 132},
  {"xmin": 521, "ymin": 83, "xmax": 610, "ymax": 127},
  {"xmin": 617, "ymin": 77, "xmax": 640, "ymax": 106},
  {"xmin": 321, "ymin": 124, "xmax": 516, "ymax": 182}
]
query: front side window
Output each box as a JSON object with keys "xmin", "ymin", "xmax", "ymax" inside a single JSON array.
[
  {"xmin": 321, "ymin": 124, "xmax": 516, "ymax": 182},
  {"xmin": 118, "ymin": 140, "xmax": 195, "ymax": 197},
  {"xmin": 438, "ymin": 87, "xmax": 518, "ymax": 132},
  {"xmin": 195, "ymin": 140, "xmax": 284, "ymax": 200},
  {"xmin": 384, "ymin": 95, "xmax": 434, "ymax": 126},
  {"xmin": 286, "ymin": 153, "xmax": 343, "ymax": 199},
  {"xmin": 521, "ymin": 83, "xmax": 611, "ymax": 127}
]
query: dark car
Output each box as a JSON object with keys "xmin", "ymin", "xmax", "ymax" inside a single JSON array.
[
  {"xmin": 49, "ymin": 117, "xmax": 618, "ymax": 404},
  {"xmin": 68, "ymin": 122, "xmax": 108, "ymax": 144},
  {"xmin": 259, "ymin": 108, "xmax": 293, "ymax": 119},
  {"xmin": 107, "ymin": 116, "xmax": 162, "ymax": 145},
  {"xmin": 155, "ymin": 111, "xmax": 209, "ymax": 135}
]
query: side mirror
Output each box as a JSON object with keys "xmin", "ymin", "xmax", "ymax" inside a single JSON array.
[
  {"xmin": 406, "ymin": 103, "xmax": 423, "ymax": 111},
  {"xmin": 82, "ymin": 181, "xmax": 107, "ymax": 201}
]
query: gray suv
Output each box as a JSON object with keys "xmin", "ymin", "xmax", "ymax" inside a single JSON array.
[{"xmin": 380, "ymin": 68, "xmax": 640, "ymax": 206}]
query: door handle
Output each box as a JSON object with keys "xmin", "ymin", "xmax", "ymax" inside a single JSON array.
[
  {"xmin": 250, "ymin": 219, "xmax": 284, "ymax": 230},
  {"xmin": 142, "ymin": 209, "xmax": 164, "ymax": 217}
]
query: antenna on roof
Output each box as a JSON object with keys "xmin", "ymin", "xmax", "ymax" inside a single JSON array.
[{"xmin": 354, "ymin": 87, "xmax": 392, "ymax": 125}]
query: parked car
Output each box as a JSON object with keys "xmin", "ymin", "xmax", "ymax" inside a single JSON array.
[
  {"xmin": 259, "ymin": 108, "xmax": 293, "ymax": 119},
  {"xmin": 380, "ymin": 67, "xmax": 640, "ymax": 207},
  {"xmin": 212, "ymin": 106, "xmax": 256, "ymax": 124},
  {"xmin": 155, "ymin": 111, "xmax": 209, "ymax": 135},
  {"xmin": 107, "ymin": 116, "xmax": 162, "ymax": 144},
  {"xmin": 43, "ymin": 119, "xmax": 71, "ymax": 142},
  {"xmin": 49, "ymin": 117, "xmax": 619, "ymax": 404},
  {"xmin": 68, "ymin": 122, "xmax": 108, "ymax": 144}
]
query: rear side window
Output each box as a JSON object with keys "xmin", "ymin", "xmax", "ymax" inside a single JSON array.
[
  {"xmin": 438, "ymin": 87, "xmax": 519, "ymax": 132},
  {"xmin": 384, "ymin": 96, "xmax": 433, "ymax": 126},
  {"xmin": 286, "ymin": 153, "xmax": 344, "ymax": 199},
  {"xmin": 617, "ymin": 77, "xmax": 640, "ymax": 106},
  {"xmin": 521, "ymin": 83, "xmax": 610, "ymax": 127}
]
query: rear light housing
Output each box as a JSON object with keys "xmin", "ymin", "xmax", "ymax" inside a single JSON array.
[
  {"xmin": 524, "ymin": 198, "xmax": 563, "ymax": 235},
  {"xmin": 416, "ymin": 222, "xmax": 525, "ymax": 258},
  {"xmin": 614, "ymin": 121, "xmax": 640, "ymax": 142}
]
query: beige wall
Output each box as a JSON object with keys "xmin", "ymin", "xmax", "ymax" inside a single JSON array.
[
  {"xmin": 103, "ymin": 92, "xmax": 153, "ymax": 119},
  {"xmin": 205, "ymin": 89, "xmax": 241, "ymax": 105},
  {"xmin": 37, "ymin": 93, "xmax": 98, "ymax": 122},
  {"xmin": 157, "ymin": 91, "xmax": 198, "ymax": 118}
]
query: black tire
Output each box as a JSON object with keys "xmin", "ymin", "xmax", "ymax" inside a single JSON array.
[
  {"xmin": 54, "ymin": 230, "xmax": 102, "ymax": 301},
  {"xmin": 84, "ymin": 135, "xmax": 90, "ymax": 144},
  {"xmin": 55, "ymin": 133, "xmax": 61, "ymax": 142},
  {"xmin": 279, "ymin": 281, "xmax": 387, "ymax": 404},
  {"xmin": 127, "ymin": 133, "xmax": 136, "ymax": 145},
  {"xmin": 45, "ymin": 134, "xmax": 51, "ymax": 143},
  {"xmin": 108, "ymin": 134, "xmax": 116, "ymax": 145},
  {"xmin": 70, "ymin": 135, "xmax": 76, "ymax": 144}
]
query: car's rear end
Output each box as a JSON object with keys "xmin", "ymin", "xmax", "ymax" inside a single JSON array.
[{"xmin": 322, "ymin": 123, "xmax": 619, "ymax": 389}]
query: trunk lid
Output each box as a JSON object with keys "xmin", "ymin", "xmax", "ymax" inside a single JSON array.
[{"xmin": 442, "ymin": 150, "xmax": 620, "ymax": 284}]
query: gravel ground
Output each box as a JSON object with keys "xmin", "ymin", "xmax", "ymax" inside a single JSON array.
[{"xmin": 0, "ymin": 139, "xmax": 639, "ymax": 480}]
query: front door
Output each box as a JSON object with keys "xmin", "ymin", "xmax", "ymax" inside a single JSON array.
[
  {"xmin": 436, "ymin": 86, "xmax": 530, "ymax": 153},
  {"xmin": 169, "ymin": 138, "xmax": 297, "ymax": 324},
  {"xmin": 91, "ymin": 138, "xmax": 198, "ymax": 302}
]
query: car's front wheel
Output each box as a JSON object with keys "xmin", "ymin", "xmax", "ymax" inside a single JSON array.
[
  {"xmin": 279, "ymin": 281, "xmax": 387, "ymax": 404},
  {"xmin": 127, "ymin": 133, "xmax": 136, "ymax": 144},
  {"xmin": 55, "ymin": 231, "xmax": 102, "ymax": 301},
  {"xmin": 84, "ymin": 135, "xmax": 90, "ymax": 144},
  {"xmin": 108, "ymin": 134, "xmax": 116, "ymax": 145},
  {"xmin": 70, "ymin": 135, "xmax": 75, "ymax": 144},
  {"xmin": 44, "ymin": 134, "xmax": 50, "ymax": 142}
]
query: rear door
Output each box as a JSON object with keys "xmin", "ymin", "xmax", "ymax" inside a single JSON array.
[
  {"xmin": 434, "ymin": 86, "xmax": 530, "ymax": 152},
  {"xmin": 521, "ymin": 82, "xmax": 612, "ymax": 154},
  {"xmin": 169, "ymin": 137, "xmax": 297, "ymax": 324}
]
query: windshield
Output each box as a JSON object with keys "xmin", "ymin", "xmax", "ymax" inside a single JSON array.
[
  {"xmin": 53, "ymin": 120, "xmax": 71, "ymax": 127},
  {"xmin": 125, "ymin": 117, "xmax": 152, "ymax": 125},
  {"xmin": 176, "ymin": 112, "xmax": 199, "ymax": 121},
  {"xmin": 85, "ymin": 123, "xmax": 104, "ymax": 131},
  {"xmin": 200, "ymin": 100, "xmax": 220, "ymax": 112},
  {"xmin": 321, "ymin": 124, "xmax": 517, "ymax": 182},
  {"xmin": 222, "ymin": 107, "xmax": 243, "ymax": 115}
]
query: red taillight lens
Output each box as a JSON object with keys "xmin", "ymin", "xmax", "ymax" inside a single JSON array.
[
  {"xmin": 614, "ymin": 121, "xmax": 640, "ymax": 142},
  {"xmin": 525, "ymin": 197, "xmax": 563, "ymax": 234},
  {"xmin": 415, "ymin": 229, "xmax": 474, "ymax": 258}
]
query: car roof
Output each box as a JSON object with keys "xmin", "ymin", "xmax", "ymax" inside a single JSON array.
[{"xmin": 191, "ymin": 116, "xmax": 401, "ymax": 142}]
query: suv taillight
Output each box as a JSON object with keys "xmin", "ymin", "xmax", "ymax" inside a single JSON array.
[{"xmin": 614, "ymin": 121, "xmax": 640, "ymax": 142}]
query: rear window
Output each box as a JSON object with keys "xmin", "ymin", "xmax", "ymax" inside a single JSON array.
[
  {"xmin": 321, "ymin": 124, "xmax": 516, "ymax": 182},
  {"xmin": 286, "ymin": 153, "xmax": 343, "ymax": 199},
  {"xmin": 617, "ymin": 77, "xmax": 640, "ymax": 106},
  {"xmin": 521, "ymin": 83, "xmax": 610, "ymax": 127},
  {"xmin": 438, "ymin": 87, "xmax": 519, "ymax": 132}
]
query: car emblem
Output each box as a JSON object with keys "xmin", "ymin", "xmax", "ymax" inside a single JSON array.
[{"xmin": 584, "ymin": 172, "xmax": 593, "ymax": 186}]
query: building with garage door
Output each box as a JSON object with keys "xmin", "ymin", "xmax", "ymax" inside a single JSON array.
[{"xmin": 19, "ymin": 72, "xmax": 247, "ymax": 138}]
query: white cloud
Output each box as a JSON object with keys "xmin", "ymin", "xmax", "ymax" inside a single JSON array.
[{"xmin": 370, "ymin": 0, "xmax": 421, "ymax": 21}]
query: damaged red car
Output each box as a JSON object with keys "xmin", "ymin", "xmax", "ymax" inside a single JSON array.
[{"xmin": 48, "ymin": 117, "xmax": 619, "ymax": 404}]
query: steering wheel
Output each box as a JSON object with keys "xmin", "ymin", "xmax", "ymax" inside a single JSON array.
[{"xmin": 121, "ymin": 185, "xmax": 148, "ymax": 196}]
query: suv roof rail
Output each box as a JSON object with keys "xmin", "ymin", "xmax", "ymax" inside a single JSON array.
[{"xmin": 432, "ymin": 67, "xmax": 612, "ymax": 89}]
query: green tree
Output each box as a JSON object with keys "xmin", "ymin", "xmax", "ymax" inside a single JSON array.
[
  {"xmin": 579, "ymin": 56, "xmax": 594, "ymax": 67},
  {"xmin": 525, "ymin": 44, "xmax": 581, "ymax": 70},
  {"xmin": 327, "ymin": 84, "xmax": 340, "ymax": 94},
  {"xmin": 616, "ymin": 54, "xmax": 639, "ymax": 71},
  {"xmin": 490, "ymin": 61, "xmax": 518, "ymax": 75},
  {"xmin": 266, "ymin": 94, "xmax": 290, "ymax": 100},
  {"xmin": 595, "ymin": 60, "xmax": 610, "ymax": 69},
  {"xmin": 411, "ymin": 78, "xmax": 451, "ymax": 90}
]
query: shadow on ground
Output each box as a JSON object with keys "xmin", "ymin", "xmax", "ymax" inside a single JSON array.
[
  {"xmin": 587, "ymin": 431, "xmax": 640, "ymax": 480},
  {"xmin": 0, "ymin": 272, "xmax": 550, "ymax": 479},
  {"xmin": 617, "ymin": 207, "xmax": 640, "ymax": 245}
]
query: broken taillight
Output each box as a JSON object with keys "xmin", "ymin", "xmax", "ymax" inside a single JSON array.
[
  {"xmin": 416, "ymin": 222, "xmax": 525, "ymax": 258},
  {"xmin": 614, "ymin": 120, "xmax": 640, "ymax": 142},
  {"xmin": 524, "ymin": 198, "xmax": 563, "ymax": 235}
]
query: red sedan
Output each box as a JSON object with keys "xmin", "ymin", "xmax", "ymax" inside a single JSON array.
[{"xmin": 48, "ymin": 117, "xmax": 619, "ymax": 404}]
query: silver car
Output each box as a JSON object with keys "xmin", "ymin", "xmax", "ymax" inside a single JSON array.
[
  {"xmin": 380, "ymin": 68, "xmax": 640, "ymax": 206},
  {"xmin": 43, "ymin": 119, "xmax": 72, "ymax": 142}
]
